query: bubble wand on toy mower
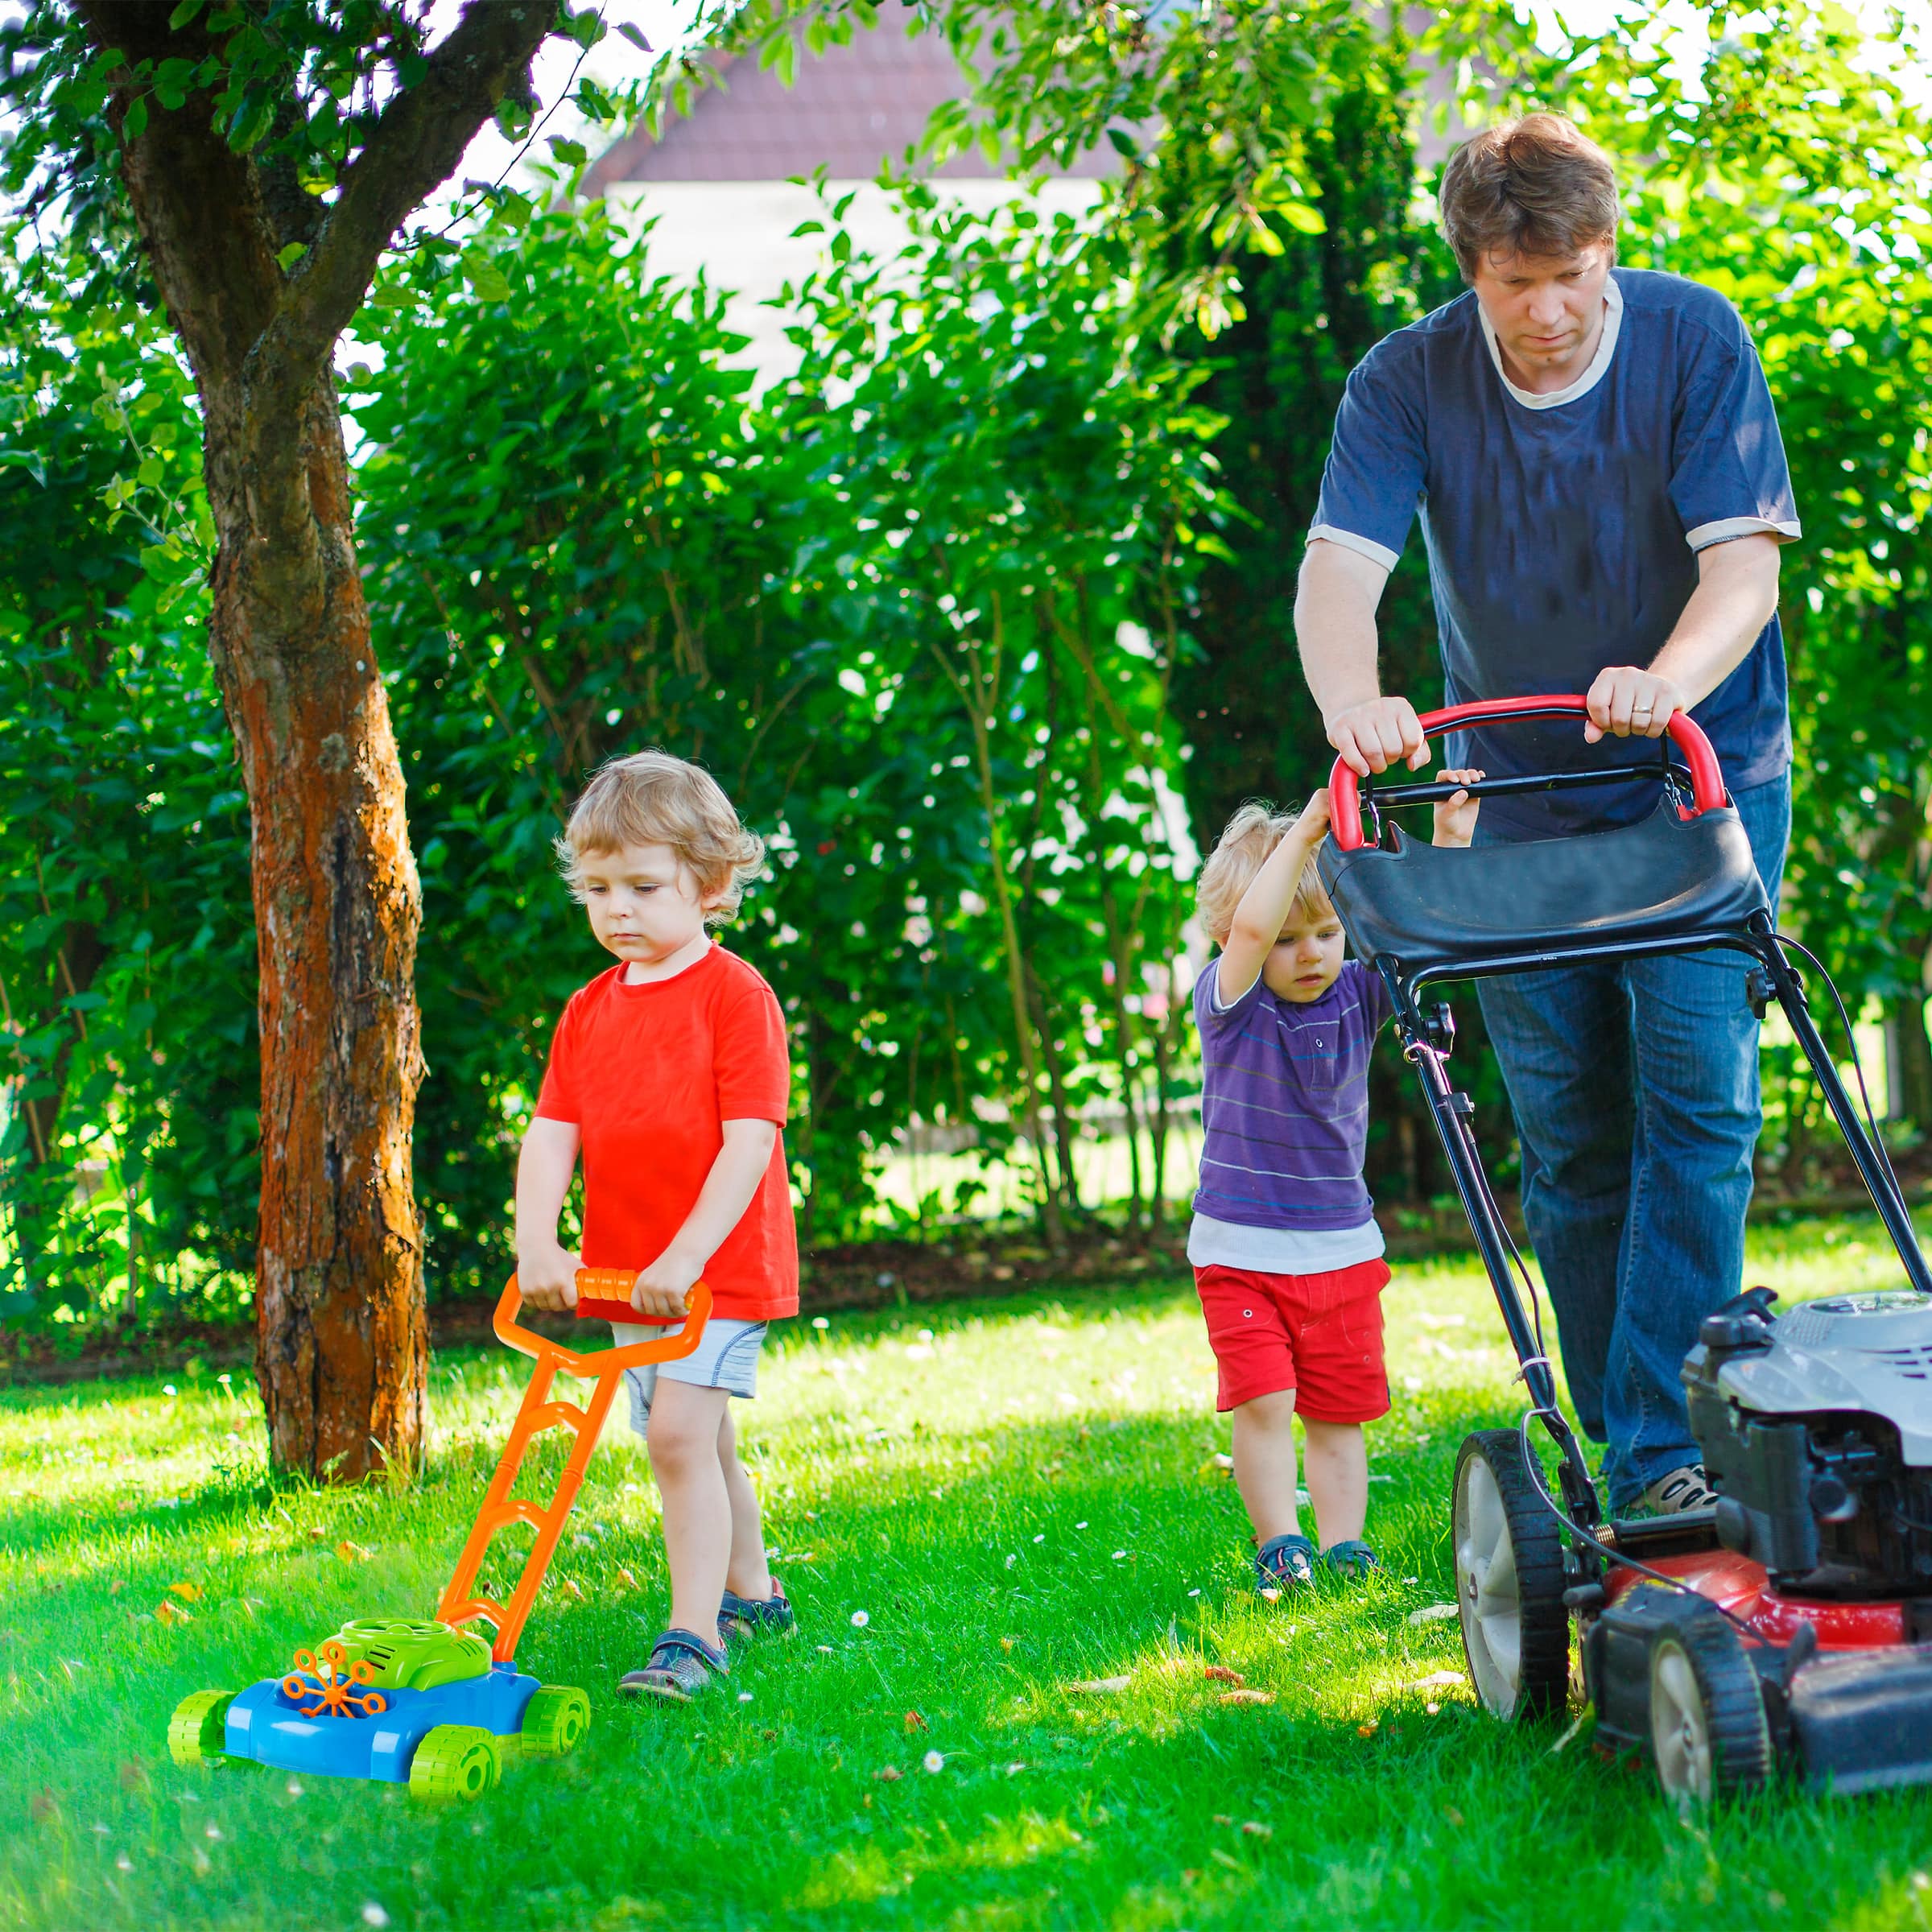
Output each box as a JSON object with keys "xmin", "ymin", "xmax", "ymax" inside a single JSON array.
[{"xmin": 167, "ymin": 1270, "xmax": 709, "ymax": 1800}]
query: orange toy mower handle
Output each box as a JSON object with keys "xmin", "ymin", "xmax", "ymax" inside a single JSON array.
[
  {"xmin": 436, "ymin": 1273, "xmax": 712, "ymax": 1663},
  {"xmin": 494, "ymin": 1270, "xmax": 714, "ymax": 1378}
]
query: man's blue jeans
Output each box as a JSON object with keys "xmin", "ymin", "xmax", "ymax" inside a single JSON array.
[{"xmin": 1474, "ymin": 774, "xmax": 1790, "ymax": 1510}]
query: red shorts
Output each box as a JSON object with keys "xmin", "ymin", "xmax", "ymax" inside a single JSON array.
[{"xmin": 1194, "ymin": 1258, "xmax": 1393, "ymax": 1421}]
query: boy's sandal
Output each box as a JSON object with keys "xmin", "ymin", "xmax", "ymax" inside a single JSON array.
[
  {"xmin": 1255, "ymin": 1533, "xmax": 1318, "ymax": 1593},
  {"xmin": 1322, "ymin": 1540, "xmax": 1382, "ymax": 1580},
  {"xmin": 720, "ymin": 1580, "xmax": 795, "ymax": 1639},
  {"xmin": 617, "ymin": 1628, "xmax": 729, "ymax": 1703}
]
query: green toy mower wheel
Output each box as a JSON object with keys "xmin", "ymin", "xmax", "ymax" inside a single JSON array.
[
  {"xmin": 167, "ymin": 1690, "xmax": 236, "ymax": 1769},
  {"xmin": 407, "ymin": 1724, "xmax": 501, "ymax": 1802},
  {"xmin": 518, "ymin": 1684, "xmax": 591, "ymax": 1759}
]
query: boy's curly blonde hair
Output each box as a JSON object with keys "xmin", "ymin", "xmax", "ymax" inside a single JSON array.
[
  {"xmin": 1195, "ymin": 801, "xmax": 1335, "ymax": 947},
  {"xmin": 557, "ymin": 750, "xmax": 766, "ymax": 927}
]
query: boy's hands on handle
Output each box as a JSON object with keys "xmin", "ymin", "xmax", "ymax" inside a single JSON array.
[
  {"xmin": 516, "ymin": 1241, "xmax": 583, "ymax": 1312},
  {"xmin": 1430, "ymin": 769, "xmax": 1485, "ymax": 848},
  {"xmin": 630, "ymin": 1246, "xmax": 706, "ymax": 1320},
  {"xmin": 1583, "ymin": 666, "xmax": 1686, "ymax": 743},
  {"xmin": 1326, "ymin": 696, "xmax": 1432, "ymax": 778}
]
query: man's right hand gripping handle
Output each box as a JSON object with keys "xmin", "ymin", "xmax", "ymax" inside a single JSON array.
[{"xmin": 1326, "ymin": 696, "xmax": 1432, "ymax": 778}]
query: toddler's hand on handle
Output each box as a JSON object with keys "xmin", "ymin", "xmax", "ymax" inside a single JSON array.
[
  {"xmin": 631, "ymin": 1247, "xmax": 704, "ymax": 1321},
  {"xmin": 1296, "ymin": 788, "xmax": 1333, "ymax": 840},
  {"xmin": 1431, "ymin": 768, "xmax": 1484, "ymax": 848},
  {"xmin": 517, "ymin": 1243, "xmax": 582, "ymax": 1312}
]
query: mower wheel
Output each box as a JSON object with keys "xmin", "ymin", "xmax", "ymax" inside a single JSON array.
[
  {"xmin": 407, "ymin": 1724, "xmax": 501, "ymax": 1802},
  {"xmin": 167, "ymin": 1690, "xmax": 235, "ymax": 1769},
  {"xmin": 1453, "ymin": 1430, "xmax": 1570, "ymax": 1722},
  {"xmin": 519, "ymin": 1684, "xmax": 591, "ymax": 1758},
  {"xmin": 1646, "ymin": 1600, "xmax": 1772, "ymax": 1806}
]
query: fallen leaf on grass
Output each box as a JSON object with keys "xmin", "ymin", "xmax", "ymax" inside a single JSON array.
[
  {"xmin": 1241, "ymin": 1821, "xmax": 1273, "ymax": 1839},
  {"xmin": 1257, "ymin": 1587, "xmax": 1282, "ymax": 1604},
  {"xmin": 1203, "ymin": 1665, "xmax": 1245, "ymax": 1686},
  {"xmin": 154, "ymin": 1600, "xmax": 192, "ymax": 1626},
  {"xmin": 1210, "ymin": 1847, "xmax": 1242, "ymax": 1871},
  {"xmin": 117, "ymin": 1761, "xmax": 147, "ymax": 1794},
  {"xmin": 615, "ymin": 1567, "xmax": 640, "ymax": 1591},
  {"xmin": 873, "ymin": 1765, "xmax": 902, "ymax": 1782},
  {"xmin": 1443, "ymin": 1805, "xmax": 1465, "ymax": 1828},
  {"xmin": 1357, "ymin": 1718, "xmax": 1380, "ymax": 1737},
  {"xmin": 30, "ymin": 1791, "xmax": 56, "ymax": 1822},
  {"xmin": 108, "ymin": 1579, "xmax": 126, "ymax": 1596},
  {"xmin": 167, "ymin": 1581, "xmax": 202, "ymax": 1602},
  {"xmin": 336, "ymin": 1541, "xmax": 371, "ymax": 1564},
  {"xmin": 557, "ymin": 1578, "xmax": 585, "ymax": 1602},
  {"xmin": 1406, "ymin": 1604, "xmax": 1458, "ymax": 1627},
  {"xmin": 1219, "ymin": 1689, "xmax": 1274, "ymax": 1707},
  {"xmin": 1213, "ymin": 1813, "xmax": 1233, "ymax": 1826},
  {"xmin": 1405, "ymin": 1670, "xmax": 1466, "ymax": 1691},
  {"xmin": 305, "ymin": 1526, "xmax": 326, "ymax": 1543},
  {"xmin": 904, "ymin": 1711, "xmax": 928, "ymax": 1732},
  {"xmin": 999, "ymin": 1637, "xmax": 1016, "ymax": 1653},
  {"xmin": 1069, "ymin": 1675, "xmax": 1131, "ymax": 1695}
]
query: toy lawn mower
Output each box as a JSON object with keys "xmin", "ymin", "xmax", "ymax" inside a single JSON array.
[
  {"xmin": 167, "ymin": 1272, "xmax": 709, "ymax": 1798},
  {"xmin": 1318, "ymin": 696, "xmax": 1932, "ymax": 1804}
]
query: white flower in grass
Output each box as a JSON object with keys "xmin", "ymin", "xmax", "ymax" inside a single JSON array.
[
  {"xmin": 923, "ymin": 1750, "xmax": 944, "ymax": 1774},
  {"xmin": 850, "ymin": 1609, "xmax": 870, "ymax": 1628},
  {"xmin": 361, "ymin": 1908, "xmax": 390, "ymax": 1930}
]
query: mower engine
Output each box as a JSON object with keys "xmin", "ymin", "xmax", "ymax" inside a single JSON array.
[{"xmin": 1685, "ymin": 1286, "xmax": 1932, "ymax": 1601}]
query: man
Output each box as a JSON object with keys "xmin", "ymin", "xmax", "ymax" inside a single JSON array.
[{"xmin": 1296, "ymin": 112, "xmax": 1799, "ymax": 1516}]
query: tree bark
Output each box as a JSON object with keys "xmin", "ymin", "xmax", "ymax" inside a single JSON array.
[{"xmin": 77, "ymin": 0, "xmax": 555, "ymax": 1477}]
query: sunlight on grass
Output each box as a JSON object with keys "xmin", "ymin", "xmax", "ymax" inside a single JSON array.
[{"xmin": 2, "ymin": 1209, "xmax": 1930, "ymax": 1930}]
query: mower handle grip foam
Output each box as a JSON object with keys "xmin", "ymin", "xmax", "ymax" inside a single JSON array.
[
  {"xmin": 495, "ymin": 1270, "xmax": 713, "ymax": 1379},
  {"xmin": 1326, "ymin": 694, "xmax": 1728, "ymax": 853}
]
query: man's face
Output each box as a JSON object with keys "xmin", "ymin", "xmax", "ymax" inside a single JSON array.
[{"xmin": 1468, "ymin": 238, "xmax": 1614, "ymax": 378}]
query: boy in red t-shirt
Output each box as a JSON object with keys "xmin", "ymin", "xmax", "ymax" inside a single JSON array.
[{"xmin": 516, "ymin": 751, "xmax": 799, "ymax": 1702}]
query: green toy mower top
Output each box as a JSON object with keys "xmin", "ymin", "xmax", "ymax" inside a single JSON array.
[{"xmin": 324, "ymin": 1618, "xmax": 493, "ymax": 1691}]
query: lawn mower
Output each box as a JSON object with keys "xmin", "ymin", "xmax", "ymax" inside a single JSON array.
[
  {"xmin": 167, "ymin": 1272, "xmax": 709, "ymax": 1798},
  {"xmin": 1316, "ymin": 696, "xmax": 1932, "ymax": 1804}
]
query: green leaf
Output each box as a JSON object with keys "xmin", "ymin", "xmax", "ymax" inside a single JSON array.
[
  {"xmin": 122, "ymin": 95, "xmax": 149, "ymax": 142},
  {"xmin": 137, "ymin": 455, "xmax": 166, "ymax": 486},
  {"xmin": 227, "ymin": 87, "xmax": 274, "ymax": 154},
  {"xmin": 369, "ymin": 285, "xmax": 418, "ymax": 311},
  {"xmin": 167, "ymin": 0, "xmax": 206, "ymax": 24},
  {"xmin": 465, "ymin": 262, "xmax": 514, "ymax": 303},
  {"xmin": 1105, "ymin": 126, "xmax": 1138, "ymax": 159},
  {"xmin": 568, "ymin": 8, "xmax": 605, "ymax": 51},
  {"xmin": 0, "ymin": 449, "xmax": 47, "ymax": 486},
  {"xmin": 616, "ymin": 21, "xmax": 653, "ymax": 52},
  {"xmin": 1276, "ymin": 199, "xmax": 1326, "ymax": 236},
  {"xmin": 277, "ymin": 242, "xmax": 308, "ymax": 272},
  {"xmin": 494, "ymin": 96, "xmax": 532, "ymax": 142},
  {"xmin": 547, "ymin": 137, "xmax": 588, "ymax": 167}
]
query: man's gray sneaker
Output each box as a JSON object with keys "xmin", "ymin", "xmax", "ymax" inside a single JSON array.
[
  {"xmin": 1635, "ymin": 1463, "xmax": 1718, "ymax": 1516},
  {"xmin": 617, "ymin": 1628, "xmax": 729, "ymax": 1702}
]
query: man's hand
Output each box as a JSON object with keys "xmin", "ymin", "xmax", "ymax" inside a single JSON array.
[
  {"xmin": 1326, "ymin": 696, "xmax": 1431, "ymax": 778},
  {"xmin": 1431, "ymin": 768, "xmax": 1484, "ymax": 848},
  {"xmin": 517, "ymin": 1241, "xmax": 581, "ymax": 1312},
  {"xmin": 630, "ymin": 1247, "xmax": 704, "ymax": 1321},
  {"xmin": 1583, "ymin": 666, "xmax": 1686, "ymax": 743}
]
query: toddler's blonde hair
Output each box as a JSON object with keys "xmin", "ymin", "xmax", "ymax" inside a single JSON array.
[
  {"xmin": 1195, "ymin": 801, "xmax": 1335, "ymax": 947},
  {"xmin": 557, "ymin": 750, "xmax": 766, "ymax": 926}
]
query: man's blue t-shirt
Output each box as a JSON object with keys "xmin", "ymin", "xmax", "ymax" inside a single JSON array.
[{"xmin": 1309, "ymin": 267, "xmax": 1799, "ymax": 835}]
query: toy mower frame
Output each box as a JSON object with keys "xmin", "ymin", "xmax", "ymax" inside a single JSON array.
[
  {"xmin": 168, "ymin": 1272, "xmax": 709, "ymax": 1799},
  {"xmin": 1317, "ymin": 696, "xmax": 1932, "ymax": 1804}
]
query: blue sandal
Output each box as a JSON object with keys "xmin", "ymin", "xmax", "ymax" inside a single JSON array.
[
  {"xmin": 617, "ymin": 1628, "xmax": 729, "ymax": 1702},
  {"xmin": 1322, "ymin": 1540, "xmax": 1382, "ymax": 1581},
  {"xmin": 1255, "ymin": 1533, "xmax": 1317, "ymax": 1594},
  {"xmin": 720, "ymin": 1580, "xmax": 795, "ymax": 1639}
]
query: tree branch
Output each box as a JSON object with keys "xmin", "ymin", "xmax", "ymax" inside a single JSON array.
[{"xmin": 260, "ymin": 0, "xmax": 558, "ymax": 398}]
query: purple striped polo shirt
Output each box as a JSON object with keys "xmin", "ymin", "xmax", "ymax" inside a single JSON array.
[{"xmin": 1191, "ymin": 958, "xmax": 1393, "ymax": 1232}]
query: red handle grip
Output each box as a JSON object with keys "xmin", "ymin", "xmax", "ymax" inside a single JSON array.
[{"xmin": 1325, "ymin": 695, "xmax": 1727, "ymax": 852}]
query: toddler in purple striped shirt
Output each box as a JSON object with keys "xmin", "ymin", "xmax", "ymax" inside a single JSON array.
[{"xmin": 1189, "ymin": 772, "xmax": 1481, "ymax": 1594}]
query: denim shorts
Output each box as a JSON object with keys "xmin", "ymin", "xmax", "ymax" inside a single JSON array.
[{"xmin": 609, "ymin": 1317, "xmax": 766, "ymax": 1434}]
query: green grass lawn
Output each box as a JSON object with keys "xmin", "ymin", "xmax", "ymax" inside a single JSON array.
[{"xmin": 5, "ymin": 1214, "xmax": 1932, "ymax": 1932}]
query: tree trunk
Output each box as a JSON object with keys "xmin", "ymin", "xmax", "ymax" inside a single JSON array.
[
  {"xmin": 210, "ymin": 390, "xmax": 427, "ymax": 1480},
  {"xmin": 1887, "ymin": 986, "xmax": 1932, "ymax": 1128}
]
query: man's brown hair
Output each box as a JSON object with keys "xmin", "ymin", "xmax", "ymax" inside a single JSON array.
[{"xmin": 1439, "ymin": 112, "xmax": 1620, "ymax": 282}]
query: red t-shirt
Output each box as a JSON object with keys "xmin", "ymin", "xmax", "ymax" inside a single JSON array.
[{"xmin": 534, "ymin": 946, "xmax": 799, "ymax": 1324}]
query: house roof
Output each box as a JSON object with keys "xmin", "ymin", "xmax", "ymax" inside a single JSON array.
[{"xmin": 584, "ymin": 22, "xmax": 1115, "ymax": 189}]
